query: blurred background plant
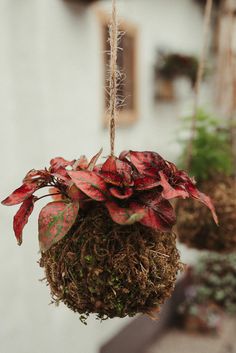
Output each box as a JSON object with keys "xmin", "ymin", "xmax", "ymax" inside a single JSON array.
[
  {"xmin": 178, "ymin": 253, "xmax": 236, "ymax": 332},
  {"xmin": 178, "ymin": 109, "xmax": 233, "ymax": 181},
  {"xmin": 155, "ymin": 52, "xmax": 199, "ymax": 86}
]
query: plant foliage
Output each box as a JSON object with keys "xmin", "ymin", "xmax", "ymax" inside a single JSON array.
[
  {"xmin": 155, "ymin": 53, "xmax": 199, "ymax": 85},
  {"xmin": 179, "ymin": 109, "xmax": 233, "ymax": 181},
  {"xmin": 179, "ymin": 252, "xmax": 236, "ymax": 317},
  {"xmin": 2, "ymin": 149, "xmax": 217, "ymax": 252}
]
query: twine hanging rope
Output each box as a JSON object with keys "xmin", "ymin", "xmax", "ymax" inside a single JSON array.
[
  {"xmin": 186, "ymin": 0, "xmax": 213, "ymax": 169},
  {"xmin": 108, "ymin": 0, "xmax": 119, "ymax": 157}
]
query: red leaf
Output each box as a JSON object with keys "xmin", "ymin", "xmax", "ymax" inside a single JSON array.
[
  {"xmin": 132, "ymin": 193, "xmax": 176, "ymax": 231},
  {"xmin": 2, "ymin": 183, "xmax": 39, "ymax": 206},
  {"xmin": 38, "ymin": 201, "xmax": 79, "ymax": 252},
  {"xmin": 109, "ymin": 187, "xmax": 133, "ymax": 199},
  {"xmin": 52, "ymin": 170, "xmax": 71, "ymax": 184},
  {"xmin": 119, "ymin": 150, "xmax": 129, "ymax": 160},
  {"xmin": 100, "ymin": 157, "xmax": 123, "ymax": 186},
  {"xmin": 67, "ymin": 184, "xmax": 85, "ymax": 202},
  {"xmin": 106, "ymin": 201, "xmax": 144, "ymax": 225},
  {"xmin": 181, "ymin": 180, "xmax": 218, "ymax": 224},
  {"xmin": 127, "ymin": 151, "xmax": 166, "ymax": 177},
  {"xmin": 134, "ymin": 176, "xmax": 160, "ymax": 190},
  {"xmin": 13, "ymin": 196, "xmax": 36, "ymax": 245},
  {"xmin": 198, "ymin": 192, "xmax": 218, "ymax": 225},
  {"xmin": 68, "ymin": 171, "xmax": 107, "ymax": 201},
  {"xmin": 185, "ymin": 181, "xmax": 201, "ymax": 199},
  {"xmin": 50, "ymin": 157, "xmax": 74, "ymax": 172},
  {"xmin": 188, "ymin": 189, "xmax": 218, "ymax": 225},
  {"xmin": 115, "ymin": 159, "xmax": 133, "ymax": 185},
  {"xmin": 51, "ymin": 171, "xmax": 71, "ymax": 184},
  {"xmin": 100, "ymin": 156, "xmax": 133, "ymax": 186},
  {"xmin": 23, "ymin": 169, "xmax": 51, "ymax": 184},
  {"xmin": 87, "ymin": 148, "xmax": 103, "ymax": 171},
  {"xmin": 49, "ymin": 157, "xmax": 74, "ymax": 183},
  {"xmin": 159, "ymin": 171, "xmax": 189, "ymax": 199},
  {"xmin": 72, "ymin": 155, "xmax": 88, "ymax": 171},
  {"xmin": 160, "ymin": 165, "xmax": 218, "ymax": 224}
]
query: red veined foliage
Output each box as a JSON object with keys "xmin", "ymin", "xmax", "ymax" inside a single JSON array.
[{"xmin": 2, "ymin": 149, "xmax": 217, "ymax": 251}]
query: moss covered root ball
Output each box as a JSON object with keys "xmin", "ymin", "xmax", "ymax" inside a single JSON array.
[
  {"xmin": 40, "ymin": 205, "xmax": 181, "ymax": 321},
  {"xmin": 176, "ymin": 177, "xmax": 236, "ymax": 252}
]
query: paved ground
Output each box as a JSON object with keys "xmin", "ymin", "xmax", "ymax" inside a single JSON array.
[{"xmin": 147, "ymin": 318, "xmax": 236, "ymax": 353}]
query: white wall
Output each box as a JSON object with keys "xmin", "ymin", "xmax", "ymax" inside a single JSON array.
[{"xmin": 0, "ymin": 1, "xmax": 207, "ymax": 352}]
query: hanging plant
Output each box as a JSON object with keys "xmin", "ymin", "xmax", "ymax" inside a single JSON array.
[
  {"xmin": 176, "ymin": 110, "xmax": 235, "ymax": 252},
  {"xmin": 1, "ymin": 0, "xmax": 217, "ymax": 322},
  {"xmin": 155, "ymin": 52, "xmax": 199, "ymax": 86},
  {"xmin": 176, "ymin": 0, "xmax": 236, "ymax": 252},
  {"xmin": 178, "ymin": 252, "xmax": 236, "ymax": 332},
  {"xmin": 2, "ymin": 149, "xmax": 217, "ymax": 321}
]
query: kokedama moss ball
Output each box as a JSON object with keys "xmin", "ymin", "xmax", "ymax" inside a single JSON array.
[
  {"xmin": 176, "ymin": 177, "xmax": 236, "ymax": 252},
  {"xmin": 40, "ymin": 204, "xmax": 181, "ymax": 321},
  {"xmin": 2, "ymin": 149, "xmax": 214, "ymax": 320}
]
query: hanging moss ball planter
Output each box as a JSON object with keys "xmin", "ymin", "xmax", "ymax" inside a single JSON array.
[
  {"xmin": 40, "ymin": 205, "xmax": 180, "ymax": 320},
  {"xmin": 154, "ymin": 53, "xmax": 200, "ymax": 87},
  {"xmin": 177, "ymin": 177, "xmax": 236, "ymax": 252},
  {"xmin": 176, "ymin": 110, "xmax": 234, "ymax": 252},
  {"xmin": 2, "ymin": 150, "xmax": 217, "ymax": 321}
]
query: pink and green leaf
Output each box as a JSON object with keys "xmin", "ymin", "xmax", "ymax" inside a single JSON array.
[
  {"xmin": 23, "ymin": 169, "xmax": 51, "ymax": 184},
  {"xmin": 13, "ymin": 195, "xmax": 37, "ymax": 246},
  {"xmin": 2, "ymin": 183, "xmax": 39, "ymax": 206},
  {"xmin": 106, "ymin": 201, "xmax": 144, "ymax": 225},
  {"xmin": 50, "ymin": 157, "xmax": 74, "ymax": 172},
  {"xmin": 68, "ymin": 170, "xmax": 107, "ymax": 201},
  {"xmin": 38, "ymin": 201, "xmax": 79, "ymax": 252}
]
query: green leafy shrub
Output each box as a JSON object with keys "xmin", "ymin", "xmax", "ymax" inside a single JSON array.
[{"xmin": 179, "ymin": 109, "xmax": 233, "ymax": 181}]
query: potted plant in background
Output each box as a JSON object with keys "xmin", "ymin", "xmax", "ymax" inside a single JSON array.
[
  {"xmin": 154, "ymin": 52, "xmax": 200, "ymax": 101},
  {"xmin": 176, "ymin": 109, "xmax": 236, "ymax": 252},
  {"xmin": 178, "ymin": 252, "xmax": 236, "ymax": 333}
]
